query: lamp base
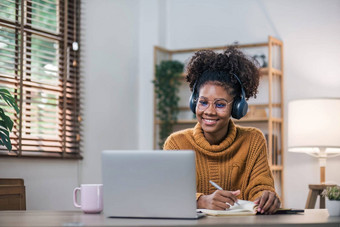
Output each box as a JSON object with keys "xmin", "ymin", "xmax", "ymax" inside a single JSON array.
[
  {"xmin": 320, "ymin": 166, "xmax": 325, "ymax": 184},
  {"xmin": 319, "ymin": 156, "xmax": 326, "ymax": 184}
]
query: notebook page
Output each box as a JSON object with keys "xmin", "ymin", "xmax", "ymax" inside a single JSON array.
[{"xmin": 197, "ymin": 200, "xmax": 257, "ymax": 216}]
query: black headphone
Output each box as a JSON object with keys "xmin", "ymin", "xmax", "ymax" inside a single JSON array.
[{"xmin": 189, "ymin": 72, "xmax": 248, "ymax": 119}]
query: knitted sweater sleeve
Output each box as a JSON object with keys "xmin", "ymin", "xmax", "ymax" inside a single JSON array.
[
  {"xmin": 163, "ymin": 133, "xmax": 203, "ymax": 201},
  {"xmin": 163, "ymin": 135, "xmax": 179, "ymax": 150},
  {"xmin": 244, "ymin": 132, "xmax": 278, "ymax": 201}
]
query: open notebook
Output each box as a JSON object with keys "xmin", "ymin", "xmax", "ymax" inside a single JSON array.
[
  {"xmin": 198, "ymin": 200, "xmax": 305, "ymax": 216},
  {"xmin": 197, "ymin": 200, "xmax": 258, "ymax": 216}
]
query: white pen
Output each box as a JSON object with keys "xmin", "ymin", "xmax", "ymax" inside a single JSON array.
[{"xmin": 209, "ymin": 180, "xmax": 240, "ymax": 206}]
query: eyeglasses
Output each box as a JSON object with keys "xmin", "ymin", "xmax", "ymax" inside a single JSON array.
[{"xmin": 196, "ymin": 97, "xmax": 233, "ymax": 113}]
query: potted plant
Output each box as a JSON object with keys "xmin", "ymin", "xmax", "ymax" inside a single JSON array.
[
  {"xmin": 322, "ymin": 185, "xmax": 340, "ymax": 216},
  {"xmin": 153, "ymin": 60, "xmax": 184, "ymax": 148},
  {"xmin": 0, "ymin": 89, "xmax": 19, "ymax": 151}
]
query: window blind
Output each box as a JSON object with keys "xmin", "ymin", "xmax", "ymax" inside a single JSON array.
[{"xmin": 0, "ymin": 0, "xmax": 81, "ymax": 159}]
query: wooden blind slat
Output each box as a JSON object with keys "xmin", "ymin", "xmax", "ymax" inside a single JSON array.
[
  {"xmin": 0, "ymin": 0, "xmax": 81, "ymax": 159},
  {"xmin": 27, "ymin": 11, "xmax": 58, "ymax": 23},
  {"xmin": 38, "ymin": 0, "xmax": 59, "ymax": 5},
  {"xmin": 28, "ymin": 1, "xmax": 57, "ymax": 10}
]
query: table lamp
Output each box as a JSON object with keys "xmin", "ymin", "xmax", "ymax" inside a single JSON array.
[{"xmin": 288, "ymin": 98, "xmax": 340, "ymax": 184}]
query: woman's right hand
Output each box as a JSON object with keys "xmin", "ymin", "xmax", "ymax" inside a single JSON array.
[{"xmin": 197, "ymin": 190, "xmax": 240, "ymax": 210}]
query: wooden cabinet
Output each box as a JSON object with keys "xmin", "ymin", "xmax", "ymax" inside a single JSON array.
[
  {"xmin": 0, "ymin": 178, "xmax": 26, "ymax": 210},
  {"xmin": 153, "ymin": 36, "xmax": 284, "ymax": 202}
]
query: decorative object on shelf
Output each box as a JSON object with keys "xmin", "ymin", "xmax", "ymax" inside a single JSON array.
[
  {"xmin": 153, "ymin": 60, "xmax": 184, "ymax": 148},
  {"xmin": 0, "ymin": 89, "xmax": 19, "ymax": 151},
  {"xmin": 253, "ymin": 54, "xmax": 267, "ymax": 68},
  {"xmin": 322, "ymin": 186, "xmax": 340, "ymax": 216},
  {"xmin": 288, "ymin": 98, "xmax": 340, "ymax": 183},
  {"xmin": 242, "ymin": 105, "xmax": 267, "ymax": 120}
]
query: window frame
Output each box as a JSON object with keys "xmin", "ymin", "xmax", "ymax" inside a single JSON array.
[{"xmin": 0, "ymin": 0, "xmax": 82, "ymax": 159}]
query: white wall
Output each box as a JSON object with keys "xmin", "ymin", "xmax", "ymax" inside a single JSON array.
[
  {"xmin": 1, "ymin": 0, "xmax": 339, "ymax": 210},
  {"xmin": 138, "ymin": 0, "xmax": 163, "ymax": 149},
  {"xmin": 81, "ymin": 0, "xmax": 140, "ymax": 183},
  {"xmin": 0, "ymin": 159, "xmax": 80, "ymax": 210}
]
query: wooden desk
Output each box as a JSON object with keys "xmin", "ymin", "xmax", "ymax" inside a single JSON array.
[
  {"xmin": 0, "ymin": 210, "xmax": 339, "ymax": 227},
  {"xmin": 306, "ymin": 184, "xmax": 336, "ymax": 209}
]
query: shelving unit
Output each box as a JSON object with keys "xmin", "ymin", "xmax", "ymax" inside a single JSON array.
[{"xmin": 153, "ymin": 36, "xmax": 284, "ymax": 203}]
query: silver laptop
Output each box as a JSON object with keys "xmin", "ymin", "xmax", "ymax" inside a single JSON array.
[{"xmin": 101, "ymin": 150, "xmax": 203, "ymax": 219}]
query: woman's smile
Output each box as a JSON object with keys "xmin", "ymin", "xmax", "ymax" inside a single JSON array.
[
  {"xmin": 196, "ymin": 82, "xmax": 233, "ymax": 145},
  {"xmin": 202, "ymin": 117, "xmax": 219, "ymax": 126}
]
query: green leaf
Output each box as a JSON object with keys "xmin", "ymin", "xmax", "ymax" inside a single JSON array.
[
  {"xmin": 0, "ymin": 109, "xmax": 14, "ymax": 131},
  {"xmin": 0, "ymin": 89, "xmax": 19, "ymax": 114},
  {"xmin": 153, "ymin": 60, "xmax": 184, "ymax": 147},
  {"xmin": 0, "ymin": 128, "xmax": 12, "ymax": 151},
  {"xmin": 0, "ymin": 89, "xmax": 11, "ymax": 96},
  {"xmin": 0, "ymin": 120, "xmax": 8, "ymax": 130},
  {"xmin": 0, "ymin": 127, "xmax": 10, "ymax": 137},
  {"xmin": 0, "ymin": 89, "xmax": 18, "ymax": 151}
]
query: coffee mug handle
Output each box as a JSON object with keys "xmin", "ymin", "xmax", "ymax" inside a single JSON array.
[{"xmin": 73, "ymin": 187, "xmax": 81, "ymax": 208}]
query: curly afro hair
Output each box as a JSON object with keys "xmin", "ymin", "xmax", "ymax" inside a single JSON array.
[{"xmin": 185, "ymin": 46, "xmax": 260, "ymax": 100}]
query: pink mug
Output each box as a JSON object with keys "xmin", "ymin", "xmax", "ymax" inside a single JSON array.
[{"xmin": 73, "ymin": 184, "xmax": 103, "ymax": 214}]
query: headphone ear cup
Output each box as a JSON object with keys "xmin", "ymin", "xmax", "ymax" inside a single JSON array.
[
  {"xmin": 232, "ymin": 96, "xmax": 248, "ymax": 119},
  {"xmin": 189, "ymin": 92, "xmax": 197, "ymax": 114}
]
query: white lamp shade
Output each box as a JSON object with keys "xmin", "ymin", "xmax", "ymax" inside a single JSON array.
[{"xmin": 288, "ymin": 98, "xmax": 340, "ymax": 154}]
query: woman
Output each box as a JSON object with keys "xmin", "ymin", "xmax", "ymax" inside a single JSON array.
[{"xmin": 163, "ymin": 46, "xmax": 280, "ymax": 214}]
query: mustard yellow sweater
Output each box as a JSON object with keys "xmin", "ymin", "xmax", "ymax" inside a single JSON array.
[{"xmin": 163, "ymin": 120, "xmax": 277, "ymax": 202}]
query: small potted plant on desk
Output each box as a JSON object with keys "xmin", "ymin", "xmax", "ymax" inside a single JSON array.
[{"xmin": 322, "ymin": 185, "xmax": 340, "ymax": 216}]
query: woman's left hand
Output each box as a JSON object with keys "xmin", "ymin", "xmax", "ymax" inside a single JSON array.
[{"xmin": 253, "ymin": 190, "xmax": 280, "ymax": 214}]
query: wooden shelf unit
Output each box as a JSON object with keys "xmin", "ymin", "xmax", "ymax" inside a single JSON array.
[{"xmin": 153, "ymin": 36, "xmax": 284, "ymax": 203}]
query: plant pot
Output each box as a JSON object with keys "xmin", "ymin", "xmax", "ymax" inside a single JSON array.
[{"xmin": 326, "ymin": 198, "xmax": 340, "ymax": 216}]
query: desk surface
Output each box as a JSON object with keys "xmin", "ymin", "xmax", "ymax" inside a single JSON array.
[{"xmin": 0, "ymin": 210, "xmax": 340, "ymax": 227}]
